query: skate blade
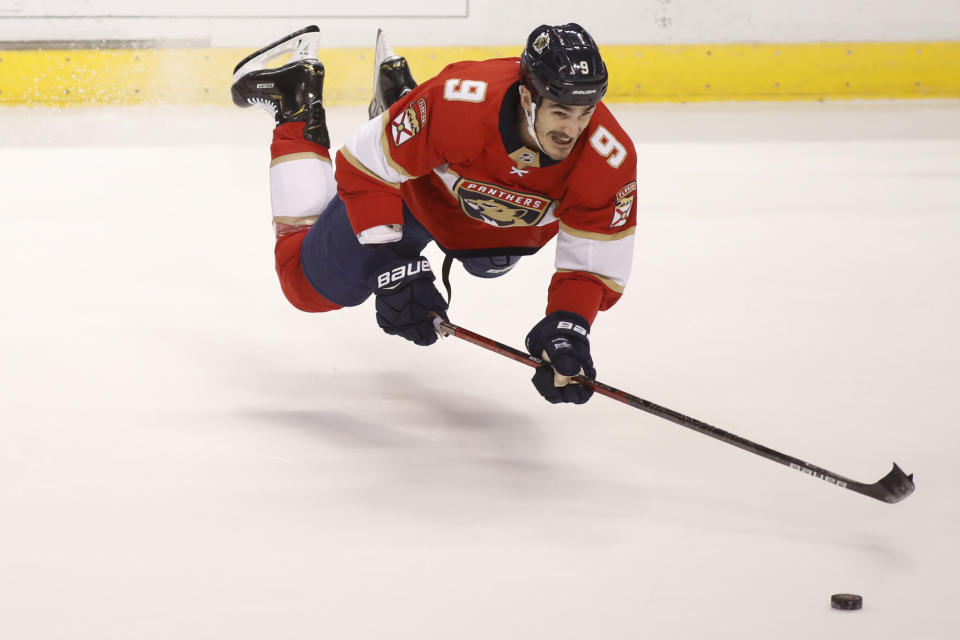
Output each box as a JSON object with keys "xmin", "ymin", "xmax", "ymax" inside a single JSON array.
[
  {"xmin": 233, "ymin": 25, "xmax": 320, "ymax": 84},
  {"xmin": 371, "ymin": 28, "xmax": 402, "ymax": 88}
]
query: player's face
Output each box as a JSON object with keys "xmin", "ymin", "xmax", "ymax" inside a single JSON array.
[{"xmin": 534, "ymin": 98, "xmax": 596, "ymax": 160}]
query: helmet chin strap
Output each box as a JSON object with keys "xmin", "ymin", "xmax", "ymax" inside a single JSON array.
[{"xmin": 522, "ymin": 88, "xmax": 547, "ymax": 153}]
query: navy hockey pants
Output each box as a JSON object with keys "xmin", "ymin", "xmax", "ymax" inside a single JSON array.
[{"xmin": 299, "ymin": 195, "xmax": 520, "ymax": 307}]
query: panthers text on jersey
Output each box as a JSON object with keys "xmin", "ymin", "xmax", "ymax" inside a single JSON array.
[{"xmin": 335, "ymin": 57, "xmax": 638, "ymax": 324}]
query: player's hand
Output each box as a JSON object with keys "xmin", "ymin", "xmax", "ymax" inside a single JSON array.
[
  {"xmin": 368, "ymin": 256, "xmax": 448, "ymax": 346},
  {"xmin": 524, "ymin": 311, "xmax": 596, "ymax": 404}
]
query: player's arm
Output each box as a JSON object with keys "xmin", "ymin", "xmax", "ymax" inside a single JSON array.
[
  {"xmin": 333, "ymin": 77, "xmax": 459, "ymax": 345},
  {"xmin": 548, "ymin": 125, "xmax": 637, "ymax": 324},
  {"xmin": 334, "ymin": 82, "xmax": 447, "ymax": 244},
  {"xmin": 525, "ymin": 121, "xmax": 638, "ymax": 403}
]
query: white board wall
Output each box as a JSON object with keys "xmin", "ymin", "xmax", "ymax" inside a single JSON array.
[{"xmin": 1, "ymin": 0, "xmax": 958, "ymax": 46}]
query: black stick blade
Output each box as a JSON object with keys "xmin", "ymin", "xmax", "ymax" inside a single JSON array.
[{"xmin": 854, "ymin": 463, "xmax": 915, "ymax": 503}]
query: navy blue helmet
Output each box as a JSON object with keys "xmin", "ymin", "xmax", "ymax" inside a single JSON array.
[{"xmin": 520, "ymin": 23, "xmax": 608, "ymax": 106}]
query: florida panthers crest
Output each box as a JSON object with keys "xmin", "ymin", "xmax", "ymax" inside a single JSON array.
[{"xmin": 454, "ymin": 178, "xmax": 553, "ymax": 227}]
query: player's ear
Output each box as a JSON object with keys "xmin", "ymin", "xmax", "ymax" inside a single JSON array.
[{"xmin": 518, "ymin": 84, "xmax": 533, "ymax": 110}]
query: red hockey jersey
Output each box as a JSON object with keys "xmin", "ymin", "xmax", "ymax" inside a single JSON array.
[{"xmin": 335, "ymin": 57, "xmax": 638, "ymax": 324}]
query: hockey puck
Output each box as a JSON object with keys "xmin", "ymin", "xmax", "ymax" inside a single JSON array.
[{"xmin": 831, "ymin": 594, "xmax": 863, "ymax": 610}]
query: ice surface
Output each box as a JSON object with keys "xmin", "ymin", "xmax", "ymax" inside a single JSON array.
[{"xmin": 1, "ymin": 100, "xmax": 958, "ymax": 639}]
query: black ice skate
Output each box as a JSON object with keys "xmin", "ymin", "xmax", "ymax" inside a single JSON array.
[
  {"xmin": 231, "ymin": 25, "xmax": 330, "ymax": 147},
  {"xmin": 368, "ymin": 29, "xmax": 418, "ymax": 119}
]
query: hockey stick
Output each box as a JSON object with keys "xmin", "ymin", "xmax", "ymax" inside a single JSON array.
[{"xmin": 434, "ymin": 319, "xmax": 915, "ymax": 504}]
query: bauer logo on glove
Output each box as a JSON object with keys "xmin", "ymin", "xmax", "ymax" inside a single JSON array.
[{"xmin": 376, "ymin": 258, "xmax": 431, "ymax": 290}]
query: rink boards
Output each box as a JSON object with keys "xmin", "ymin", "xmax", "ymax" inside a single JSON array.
[{"xmin": 0, "ymin": 40, "xmax": 958, "ymax": 106}]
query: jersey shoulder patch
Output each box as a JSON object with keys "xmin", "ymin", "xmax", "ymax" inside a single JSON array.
[
  {"xmin": 389, "ymin": 96, "xmax": 428, "ymax": 147},
  {"xmin": 611, "ymin": 181, "xmax": 637, "ymax": 228}
]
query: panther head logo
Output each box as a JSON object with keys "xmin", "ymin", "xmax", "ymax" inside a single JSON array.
[{"xmin": 460, "ymin": 192, "xmax": 543, "ymax": 227}]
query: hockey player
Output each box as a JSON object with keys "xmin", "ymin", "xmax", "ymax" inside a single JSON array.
[{"xmin": 231, "ymin": 24, "xmax": 637, "ymax": 404}]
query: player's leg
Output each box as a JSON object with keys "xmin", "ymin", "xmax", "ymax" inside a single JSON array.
[
  {"xmin": 232, "ymin": 26, "xmax": 341, "ymax": 312},
  {"xmin": 368, "ymin": 29, "xmax": 418, "ymax": 118},
  {"xmin": 298, "ymin": 201, "xmax": 436, "ymax": 309}
]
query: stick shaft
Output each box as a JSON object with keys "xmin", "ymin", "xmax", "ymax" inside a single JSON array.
[{"xmin": 436, "ymin": 320, "xmax": 914, "ymax": 503}]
